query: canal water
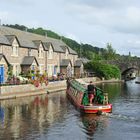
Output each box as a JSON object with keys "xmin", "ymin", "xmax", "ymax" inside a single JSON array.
[{"xmin": 0, "ymin": 80, "xmax": 140, "ymax": 140}]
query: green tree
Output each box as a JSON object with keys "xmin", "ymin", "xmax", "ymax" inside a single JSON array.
[
  {"xmin": 85, "ymin": 61, "xmax": 121, "ymax": 80},
  {"xmin": 103, "ymin": 43, "xmax": 116, "ymax": 60}
]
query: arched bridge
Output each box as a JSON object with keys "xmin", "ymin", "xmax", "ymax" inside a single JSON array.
[{"xmin": 104, "ymin": 59, "xmax": 140, "ymax": 80}]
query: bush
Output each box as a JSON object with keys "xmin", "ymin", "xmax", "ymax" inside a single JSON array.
[{"xmin": 85, "ymin": 61, "xmax": 121, "ymax": 80}]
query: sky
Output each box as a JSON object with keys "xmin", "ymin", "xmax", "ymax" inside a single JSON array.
[{"xmin": 1, "ymin": 0, "xmax": 140, "ymax": 56}]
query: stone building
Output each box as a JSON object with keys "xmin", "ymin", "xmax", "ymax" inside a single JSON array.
[
  {"xmin": 0, "ymin": 26, "xmax": 83, "ymax": 83},
  {"xmin": 74, "ymin": 60, "xmax": 84, "ymax": 78}
]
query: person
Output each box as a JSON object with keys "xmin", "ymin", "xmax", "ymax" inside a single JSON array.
[{"xmin": 87, "ymin": 81, "xmax": 95, "ymax": 105}]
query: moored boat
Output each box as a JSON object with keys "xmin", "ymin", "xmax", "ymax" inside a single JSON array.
[
  {"xmin": 66, "ymin": 79, "xmax": 112, "ymax": 114},
  {"xmin": 135, "ymin": 81, "xmax": 140, "ymax": 84}
]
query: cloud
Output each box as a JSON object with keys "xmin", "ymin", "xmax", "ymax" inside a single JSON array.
[
  {"xmin": 0, "ymin": 11, "xmax": 9, "ymax": 20},
  {"xmin": 1, "ymin": 0, "xmax": 33, "ymax": 6},
  {"xmin": 1, "ymin": 0, "xmax": 140, "ymax": 56},
  {"xmin": 64, "ymin": 0, "xmax": 140, "ymax": 35}
]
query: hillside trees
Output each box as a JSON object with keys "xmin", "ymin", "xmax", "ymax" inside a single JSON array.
[{"xmin": 3, "ymin": 24, "xmax": 105, "ymax": 59}]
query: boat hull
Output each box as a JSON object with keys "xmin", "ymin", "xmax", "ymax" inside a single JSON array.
[
  {"xmin": 66, "ymin": 87, "xmax": 112, "ymax": 114},
  {"xmin": 135, "ymin": 81, "xmax": 140, "ymax": 84},
  {"xmin": 80, "ymin": 104, "xmax": 112, "ymax": 114}
]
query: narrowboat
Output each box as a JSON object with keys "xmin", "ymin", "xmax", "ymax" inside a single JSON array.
[{"xmin": 66, "ymin": 79, "xmax": 112, "ymax": 114}]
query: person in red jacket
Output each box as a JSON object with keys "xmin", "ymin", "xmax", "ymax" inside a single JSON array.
[{"xmin": 87, "ymin": 81, "xmax": 95, "ymax": 105}]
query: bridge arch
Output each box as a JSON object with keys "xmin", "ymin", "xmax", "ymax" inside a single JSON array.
[
  {"xmin": 104, "ymin": 59, "xmax": 140, "ymax": 80},
  {"xmin": 121, "ymin": 67, "xmax": 138, "ymax": 80}
]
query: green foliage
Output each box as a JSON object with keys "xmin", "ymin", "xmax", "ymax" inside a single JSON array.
[
  {"xmin": 26, "ymin": 70, "xmax": 32, "ymax": 79},
  {"xmin": 7, "ymin": 65, "xmax": 13, "ymax": 77},
  {"xmin": 4, "ymin": 24, "xmax": 27, "ymax": 31},
  {"xmin": 103, "ymin": 43, "xmax": 117, "ymax": 60},
  {"xmin": 85, "ymin": 61, "xmax": 121, "ymax": 80},
  {"xmin": 28, "ymin": 27, "xmax": 46, "ymax": 36},
  {"xmin": 46, "ymin": 30, "xmax": 60, "ymax": 39},
  {"xmin": 36, "ymin": 70, "xmax": 40, "ymax": 78}
]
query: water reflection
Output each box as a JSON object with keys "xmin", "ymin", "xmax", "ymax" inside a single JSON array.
[
  {"xmin": 80, "ymin": 114, "xmax": 109, "ymax": 140},
  {"xmin": 0, "ymin": 91, "xmax": 68, "ymax": 140},
  {"xmin": 96, "ymin": 82, "xmax": 122, "ymax": 102},
  {"xmin": 0, "ymin": 81, "xmax": 139, "ymax": 140},
  {"xmin": 81, "ymin": 114, "xmax": 98, "ymax": 139}
]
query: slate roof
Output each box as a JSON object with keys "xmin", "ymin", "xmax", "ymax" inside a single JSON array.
[
  {"xmin": 60, "ymin": 45, "xmax": 77, "ymax": 55},
  {"xmin": 0, "ymin": 26, "xmax": 76, "ymax": 54},
  {"xmin": 46, "ymin": 38, "xmax": 65, "ymax": 53},
  {"xmin": 42, "ymin": 42, "xmax": 51, "ymax": 51},
  {"xmin": 74, "ymin": 60, "xmax": 83, "ymax": 67},
  {"xmin": 60, "ymin": 59, "xmax": 71, "ymax": 67},
  {"xmin": 21, "ymin": 56, "xmax": 39, "ymax": 66},
  {"xmin": 80, "ymin": 57, "xmax": 90, "ymax": 64},
  {"xmin": 60, "ymin": 45, "xmax": 67, "ymax": 52},
  {"xmin": 67, "ymin": 47, "xmax": 77, "ymax": 55},
  {"xmin": 32, "ymin": 40, "xmax": 41, "ymax": 48},
  {"xmin": 5, "ymin": 35, "xmax": 16, "ymax": 44},
  {"xmin": 0, "ymin": 34, "xmax": 10, "ymax": 45},
  {"xmin": 0, "ymin": 53, "xmax": 9, "ymax": 65}
]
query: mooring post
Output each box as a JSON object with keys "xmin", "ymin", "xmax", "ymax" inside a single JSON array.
[{"xmin": 103, "ymin": 93, "xmax": 108, "ymax": 105}]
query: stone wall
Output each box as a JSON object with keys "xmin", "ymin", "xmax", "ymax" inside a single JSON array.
[
  {"xmin": 0, "ymin": 80, "xmax": 66, "ymax": 95},
  {"xmin": 0, "ymin": 84, "xmax": 46, "ymax": 95},
  {"xmin": 47, "ymin": 80, "xmax": 66, "ymax": 89}
]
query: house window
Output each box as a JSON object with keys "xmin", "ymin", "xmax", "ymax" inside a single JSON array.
[
  {"xmin": 31, "ymin": 65, "xmax": 35, "ymax": 70},
  {"xmin": 38, "ymin": 47, "xmax": 44, "ymax": 58},
  {"xmin": 48, "ymin": 46, "xmax": 53, "ymax": 59},
  {"xmin": 47, "ymin": 65, "xmax": 53, "ymax": 76},
  {"xmin": 12, "ymin": 46, "xmax": 18, "ymax": 56},
  {"xmin": 12, "ymin": 39, "xmax": 19, "ymax": 56}
]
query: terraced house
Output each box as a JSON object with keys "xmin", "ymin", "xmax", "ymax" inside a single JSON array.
[{"xmin": 0, "ymin": 26, "xmax": 84, "ymax": 83}]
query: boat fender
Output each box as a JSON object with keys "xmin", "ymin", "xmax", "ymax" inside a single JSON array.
[{"xmin": 97, "ymin": 110, "xmax": 102, "ymax": 115}]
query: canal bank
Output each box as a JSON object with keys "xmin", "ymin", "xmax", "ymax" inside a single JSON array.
[
  {"xmin": 0, "ymin": 80, "xmax": 67, "ymax": 100},
  {"xmin": 0, "ymin": 78, "xmax": 123, "ymax": 100},
  {"xmin": 0, "ymin": 80, "xmax": 139, "ymax": 140}
]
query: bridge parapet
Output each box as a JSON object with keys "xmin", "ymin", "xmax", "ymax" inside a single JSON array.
[{"xmin": 102, "ymin": 59, "xmax": 140, "ymax": 73}]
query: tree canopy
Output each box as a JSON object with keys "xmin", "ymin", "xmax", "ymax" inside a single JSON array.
[
  {"xmin": 85, "ymin": 61, "xmax": 121, "ymax": 80},
  {"xmin": 103, "ymin": 43, "xmax": 117, "ymax": 60}
]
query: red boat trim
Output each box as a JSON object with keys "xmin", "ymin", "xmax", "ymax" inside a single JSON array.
[{"xmin": 66, "ymin": 81, "xmax": 112, "ymax": 114}]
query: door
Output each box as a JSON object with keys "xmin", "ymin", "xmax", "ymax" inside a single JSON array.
[
  {"xmin": 54, "ymin": 66, "xmax": 57, "ymax": 75},
  {"xmin": 31, "ymin": 65, "xmax": 35, "ymax": 80},
  {"xmin": 0, "ymin": 65, "xmax": 4, "ymax": 84}
]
